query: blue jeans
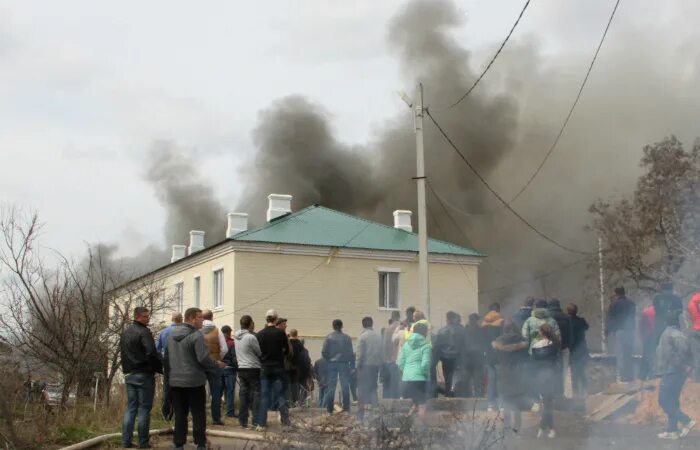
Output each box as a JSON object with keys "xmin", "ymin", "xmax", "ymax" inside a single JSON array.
[
  {"xmin": 659, "ymin": 372, "xmax": 691, "ymax": 432},
  {"xmin": 258, "ymin": 367, "xmax": 289, "ymax": 427},
  {"xmin": 122, "ymin": 372, "xmax": 155, "ymax": 448},
  {"xmin": 221, "ymin": 368, "xmax": 236, "ymax": 417},
  {"xmin": 326, "ymin": 361, "xmax": 351, "ymax": 413},
  {"xmin": 206, "ymin": 370, "xmax": 223, "ymax": 422},
  {"xmin": 486, "ymin": 364, "xmax": 498, "ymax": 407}
]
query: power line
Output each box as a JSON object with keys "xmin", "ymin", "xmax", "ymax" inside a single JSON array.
[
  {"xmin": 504, "ymin": 0, "xmax": 622, "ymax": 205},
  {"xmin": 426, "ymin": 109, "xmax": 594, "ymax": 255},
  {"xmin": 437, "ymin": 0, "xmax": 532, "ymax": 110}
]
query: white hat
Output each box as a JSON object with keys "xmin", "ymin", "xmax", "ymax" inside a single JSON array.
[{"xmin": 265, "ymin": 309, "xmax": 278, "ymax": 319}]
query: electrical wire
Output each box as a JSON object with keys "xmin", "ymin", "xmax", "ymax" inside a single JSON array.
[
  {"xmin": 436, "ymin": 0, "xmax": 532, "ymax": 111},
  {"xmin": 502, "ymin": 0, "xmax": 622, "ymax": 205},
  {"xmin": 426, "ymin": 108, "xmax": 594, "ymax": 255}
]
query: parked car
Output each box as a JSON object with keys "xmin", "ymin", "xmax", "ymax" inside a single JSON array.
[{"xmin": 41, "ymin": 383, "xmax": 75, "ymax": 411}]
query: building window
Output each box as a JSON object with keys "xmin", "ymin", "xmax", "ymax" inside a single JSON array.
[
  {"xmin": 174, "ymin": 282, "xmax": 184, "ymax": 312},
  {"xmin": 213, "ymin": 269, "xmax": 224, "ymax": 309},
  {"xmin": 378, "ymin": 271, "xmax": 399, "ymax": 310},
  {"xmin": 193, "ymin": 276, "xmax": 201, "ymax": 307}
]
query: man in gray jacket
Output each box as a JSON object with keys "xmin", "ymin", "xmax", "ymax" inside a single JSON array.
[
  {"xmin": 165, "ymin": 307, "xmax": 224, "ymax": 450},
  {"xmin": 234, "ymin": 314, "xmax": 262, "ymax": 428},
  {"xmin": 656, "ymin": 313, "xmax": 696, "ymax": 440},
  {"xmin": 356, "ymin": 316, "xmax": 383, "ymax": 419}
]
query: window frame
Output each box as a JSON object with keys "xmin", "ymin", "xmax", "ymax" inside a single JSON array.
[
  {"xmin": 174, "ymin": 281, "xmax": 184, "ymax": 313},
  {"xmin": 212, "ymin": 269, "xmax": 224, "ymax": 310},
  {"xmin": 377, "ymin": 268, "xmax": 400, "ymax": 311},
  {"xmin": 193, "ymin": 275, "xmax": 201, "ymax": 308}
]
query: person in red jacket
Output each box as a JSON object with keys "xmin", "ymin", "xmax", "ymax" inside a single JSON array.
[
  {"xmin": 639, "ymin": 305, "xmax": 656, "ymax": 380},
  {"xmin": 689, "ymin": 293, "xmax": 700, "ymax": 382}
]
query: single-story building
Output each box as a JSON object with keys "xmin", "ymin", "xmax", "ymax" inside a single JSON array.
[{"xmin": 113, "ymin": 194, "xmax": 484, "ymax": 357}]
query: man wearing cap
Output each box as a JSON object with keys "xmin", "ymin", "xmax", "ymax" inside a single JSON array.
[{"xmin": 256, "ymin": 310, "xmax": 291, "ymax": 430}]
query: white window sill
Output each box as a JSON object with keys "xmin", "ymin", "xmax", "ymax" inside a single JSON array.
[
  {"xmin": 213, "ymin": 307, "xmax": 224, "ymax": 312},
  {"xmin": 378, "ymin": 307, "xmax": 400, "ymax": 311}
]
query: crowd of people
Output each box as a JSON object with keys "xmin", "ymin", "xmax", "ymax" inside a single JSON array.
[{"xmin": 118, "ymin": 283, "xmax": 700, "ymax": 448}]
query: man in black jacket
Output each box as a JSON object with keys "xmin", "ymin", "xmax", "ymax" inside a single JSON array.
[
  {"xmin": 548, "ymin": 299, "xmax": 573, "ymax": 397},
  {"xmin": 120, "ymin": 306, "xmax": 162, "ymax": 449},
  {"xmin": 321, "ymin": 319, "xmax": 354, "ymax": 413},
  {"xmin": 434, "ymin": 311, "xmax": 466, "ymax": 397},
  {"xmin": 256, "ymin": 309, "xmax": 291, "ymax": 430},
  {"xmin": 606, "ymin": 287, "xmax": 636, "ymax": 382}
]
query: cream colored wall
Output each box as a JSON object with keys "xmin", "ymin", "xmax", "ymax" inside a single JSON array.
[{"xmin": 233, "ymin": 251, "xmax": 479, "ymax": 360}]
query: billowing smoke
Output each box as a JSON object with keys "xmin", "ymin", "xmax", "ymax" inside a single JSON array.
[{"xmin": 145, "ymin": 141, "xmax": 226, "ymax": 249}]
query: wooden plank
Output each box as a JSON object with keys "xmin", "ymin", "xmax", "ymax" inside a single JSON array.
[
  {"xmin": 589, "ymin": 394, "xmax": 637, "ymax": 421},
  {"xmin": 586, "ymin": 393, "xmax": 625, "ymax": 419}
]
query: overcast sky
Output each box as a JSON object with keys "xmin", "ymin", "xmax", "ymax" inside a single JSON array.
[{"xmin": 1, "ymin": 0, "xmax": 698, "ymax": 259}]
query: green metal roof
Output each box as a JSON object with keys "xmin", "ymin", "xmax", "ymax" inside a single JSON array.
[{"xmin": 231, "ymin": 205, "xmax": 485, "ymax": 257}]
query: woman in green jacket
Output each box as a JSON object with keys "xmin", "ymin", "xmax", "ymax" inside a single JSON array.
[{"xmin": 397, "ymin": 322, "xmax": 432, "ymax": 417}]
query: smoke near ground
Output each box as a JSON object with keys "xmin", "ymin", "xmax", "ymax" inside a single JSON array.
[{"xmin": 131, "ymin": 0, "xmax": 700, "ymax": 322}]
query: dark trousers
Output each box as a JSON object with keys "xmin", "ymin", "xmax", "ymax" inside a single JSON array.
[
  {"xmin": 172, "ymin": 385, "xmax": 206, "ymax": 448},
  {"xmin": 461, "ymin": 359, "xmax": 484, "ymax": 397},
  {"xmin": 326, "ymin": 361, "xmax": 351, "ymax": 413},
  {"xmin": 441, "ymin": 358, "xmax": 458, "ymax": 396},
  {"xmin": 381, "ymin": 363, "xmax": 400, "ymax": 399},
  {"xmin": 570, "ymin": 357, "xmax": 588, "ymax": 398},
  {"xmin": 258, "ymin": 367, "xmax": 289, "ymax": 427},
  {"xmin": 486, "ymin": 364, "xmax": 498, "ymax": 406},
  {"xmin": 221, "ymin": 368, "xmax": 236, "ymax": 417},
  {"xmin": 206, "ymin": 370, "xmax": 223, "ymax": 422},
  {"xmin": 615, "ymin": 330, "xmax": 635, "ymax": 381},
  {"xmin": 540, "ymin": 394, "xmax": 554, "ymax": 431},
  {"xmin": 357, "ymin": 365, "xmax": 379, "ymax": 418},
  {"xmin": 237, "ymin": 369, "xmax": 260, "ymax": 427},
  {"xmin": 659, "ymin": 372, "xmax": 691, "ymax": 433},
  {"xmin": 122, "ymin": 372, "xmax": 155, "ymax": 448}
]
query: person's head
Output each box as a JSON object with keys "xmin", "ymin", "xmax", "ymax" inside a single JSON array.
[
  {"xmin": 405, "ymin": 306, "xmax": 416, "ymax": 323},
  {"xmin": 446, "ymin": 311, "xmax": 460, "ymax": 325},
  {"xmin": 171, "ymin": 312, "xmax": 183, "ymax": 324},
  {"xmin": 413, "ymin": 322, "xmax": 428, "ymax": 337},
  {"xmin": 660, "ymin": 282, "xmax": 673, "ymax": 292},
  {"xmin": 240, "ymin": 314, "xmax": 254, "ymax": 331},
  {"xmin": 539, "ymin": 323, "xmax": 557, "ymax": 342},
  {"xmin": 332, "ymin": 319, "xmax": 343, "ymax": 331},
  {"xmin": 413, "ymin": 309, "xmax": 426, "ymax": 321},
  {"xmin": 488, "ymin": 302, "xmax": 501, "ymax": 312},
  {"xmin": 362, "ymin": 316, "xmax": 373, "ymax": 329},
  {"xmin": 265, "ymin": 309, "xmax": 278, "ymax": 326},
  {"xmin": 502, "ymin": 319, "xmax": 519, "ymax": 335},
  {"xmin": 221, "ymin": 325, "xmax": 232, "ymax": 338},
  {"xmin": 133, "ymin": 307, "xmax": 150, "ymax": 325},
  {"xmin": 202, "ymin": 309, "xmax": 213, "ymax": 321},
  {"xmin": 666, "ymin": 312, "xmax": 681, "ymax": 328},
  {"xmin": 614, "ymin": 287, "xmax": 625, "ymax": 297},
  {"xmin": 390, "ymin": 310, "xmax": 401, "ymax": 323},
  {"xmin": 276, "ymin": 318, "xmax": 288, "ymax": 331},
  {"xmin": 184, "ymin": 307, "xmax": 203, "ymax": 329},
  {"xmin": 289, "ymin": 329, "xmax": 298, "ymax": 339},
  {"xmin": 468, "ymin": 313, "xmax": 480, "ymax": 326},
  {"xmin": 535, "ymin": 299, "xmax": 548, "ymax": 309},
  {"xmin": 566, "ymin": 303, "xmax": 578, "ymax": 317},
  {"xmin": 548, "ymin": 299, "xmax": 561, "ymax": 309},
  {"xmin": 524, "ymin": 297, "xmax": 535, "ymax": 308}
]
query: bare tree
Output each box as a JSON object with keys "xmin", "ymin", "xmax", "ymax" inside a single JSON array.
[{"xmin": 589, "ymin": 136, "xmax": 700, "ymax": 295}]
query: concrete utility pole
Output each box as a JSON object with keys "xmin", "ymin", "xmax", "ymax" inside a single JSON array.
[
  {"xmin": 598, "ymin": 235, "xmax": 607, "ymax": 354},
  {"xmin": 413, "ymin": 83, "xmax": 431, "ymax": 319}
]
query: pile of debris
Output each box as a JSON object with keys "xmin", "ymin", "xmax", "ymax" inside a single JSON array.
[{"xmin": 586, "ymin": 380, "xmax": 700, "ymax": 425}]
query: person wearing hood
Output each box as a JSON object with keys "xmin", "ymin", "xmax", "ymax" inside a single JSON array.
[
  {"xmin": 434, "ymin": 311, "xmax": 466, "ymax": 397},
  {"xmin": 655, "ymin": 313, "xmax": 696, "ymax": 440},
  {"xmin": 653, "ymin": 283, "xmax": 683, "ymax": 346},
  {"xmin": 461, "ymin": 313, "xmax": 486, "ymax": 397},
  {"xmin": 481, "ymin": 303, "xmax": 504, "ymax": 411},
  {"xmin": 688, "ymin": 292, "xmax": 700, "ymax": 382},
  {"xmin": 513, "ymin": 297, "xmax": 535, "ymax": 328},
  {"xmin": 566, "ymin": 303, "xmax": 589, "ymax": 398},
  {"xmin": 531, "ymin": 324, "xmax": 561, "ymax": 439},
  {"xmin": 492, "ymin": 320, "xmax": 529, "ymax": 433},
  {"xmin": 201, "ymin": 309, "xmax": 228, "ymax": 425},
  {"xmin": 522, "ymin": 300, "xmax": 561, "ymax": 352},
  {"xmin": 397, "ymin": 322, "xmax": 432, "ymax": 417},
  {"xmin": 234, "ymin": 315, "xmax": 261, "ymax": 429},
  {"xmin": 606, "ymin": 287, "xmax": 636, "ymax": 383},
  {"xmin": 165, "ymin": 307, "xmax": 224, "ymax": 450}
]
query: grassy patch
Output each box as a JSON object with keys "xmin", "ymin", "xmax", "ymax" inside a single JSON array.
[{"xmin": 55, "ymin": 425, "xmax": 92, "ymax": 445}]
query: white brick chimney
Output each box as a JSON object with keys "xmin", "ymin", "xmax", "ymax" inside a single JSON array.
[
  {"xmin": 266, "ymin": 194, "xmax": 292, "ymax": 222},
  {"xmin": 226, "ymin": 212, "xmax": 248, "ymax": 238},
  {"xmin": 171, "ymin": 244, "xmax": 186, "ymax": 262},
  {"xmin": 393, "ymin": 210, "xmax": 413, "ymax": 232},
  {"xmin": 188, "ymin": 230, "xmax": 205, "ymax": 255}
]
